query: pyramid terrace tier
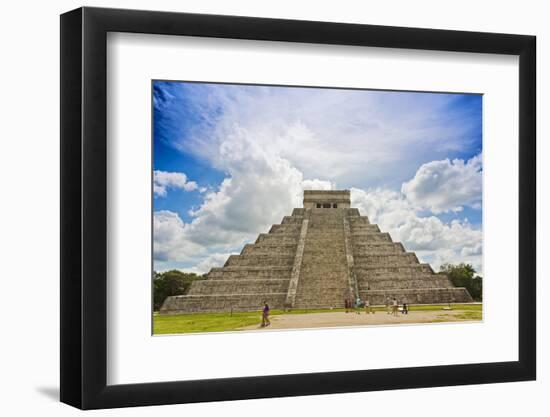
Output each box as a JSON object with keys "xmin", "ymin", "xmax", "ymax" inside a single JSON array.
[
  {"xmin": 351, "ymin": 232, "xmax": 393, "ymax": 242},
  {"xmin": 354, "ymin": 264, "xmax": 436, "ymax": 278},
  {"xmin": 348, "ymin": 216, "xmax": 371, "ymax": 225},
  {"xmin": 357, "ymin": 275, "xmax": 454, "ymax": 290},
  {"xmin": 224, "ymin": 254, "xmax": 295, "ymax": 267},
  {"xmin": 206, "ymin": 266, "xmax": 293, "ymax": 280},
  {"xmin": 240, "ymin": 243, "xmax": 297, "ymax": 256},
  {"xmin": 269, "ymin": 224, "xmax": 303, "ymax": 234},
  {"xmin": 353, "ymin": 253, "xmax": 421, "ymax": 266},
  {"xmin": 255, "ymin": 233, "xmax": 299, "ymax": 245},
  {"xmin": 358, "ymin": 288, "xmax": 473, "ymax": 305},
  {"xmin": 161, "ymin": 293, "xmax": 289, "ymax": 314},
  {"xmin": 188, "ymin": 279, "xmax": 291, "ymax": 295},
  {"xmin": 350, "ymin": 224, "xmax": 381, "ymax": 233},
  {"xmin": 352, "ymin": 242, "xmax": 406, "ymax": 255}
]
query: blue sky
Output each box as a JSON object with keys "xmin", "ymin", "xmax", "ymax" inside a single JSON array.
[{"xmin": 153, "ymin": 81, "xmax": 483, "ymax": 275}]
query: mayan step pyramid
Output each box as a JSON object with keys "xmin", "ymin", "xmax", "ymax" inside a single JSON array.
[{"xmin": 160, "ymin": 190, "xmax": 473, "ymax": 314}]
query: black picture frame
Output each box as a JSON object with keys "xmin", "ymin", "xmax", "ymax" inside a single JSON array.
[{"xmin": 60, "ymin": 6, "xmax": 536, "ymax": 410}]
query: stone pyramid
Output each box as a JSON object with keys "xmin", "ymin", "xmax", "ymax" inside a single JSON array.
[{"xmin": 160, "ymin": 190, "xmax": 472, "ymax": 314}]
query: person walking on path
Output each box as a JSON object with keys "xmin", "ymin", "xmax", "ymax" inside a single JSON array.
[
  {"xmin": 392, "ymin": 297, "xmax": 399, "ymax": 316},
  {"xmin": 261, "ymin": 301, "xmax": 271, "ymax": 327}
]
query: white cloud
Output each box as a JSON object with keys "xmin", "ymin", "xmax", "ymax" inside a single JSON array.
[
  {"xmin": 183, "ymin": 252, "xmax": 238, "ymax": 275},
  {"xmin": 179, "ymin": 85, "xmax": 480, "ymax": 188},
  {"xmin": 153, "ymin": 170, "xmax": 198, "ymax": 197},
  {"xmin": 351, "ymin": 188, "xmax": 482, "ymax": 274},
  {"xmin": 301, "ymin": 179, "xmax": 334, "ymax": 190},
  {"xmin": 401, "ymin": 154, "xmax": 482, "ymax": 213},
  {"xmin": 153, "ymin": 210, "xmax": 205, "ymax": 262}
]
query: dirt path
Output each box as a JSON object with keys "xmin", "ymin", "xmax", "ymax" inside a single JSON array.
[{"xmin": 239, "ymin": 310, "xmax": 481, "ymax": 331}]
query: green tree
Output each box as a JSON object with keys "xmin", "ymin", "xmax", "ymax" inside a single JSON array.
[
  {"xmin": 153, "ymin": 270, "xmax": 205, "ymax": 311},
  {"xmin": 439, "ymin": 263, "xmax": 483, "ymax": 301}
]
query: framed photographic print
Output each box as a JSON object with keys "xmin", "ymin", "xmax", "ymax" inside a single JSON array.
[{"xmin": 60, "ymin": 6, "xmax": 536, "ymax": 410}]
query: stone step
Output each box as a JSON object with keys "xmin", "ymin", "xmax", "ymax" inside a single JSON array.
[
  {"xmin": 351, "ymin": 232, "xmax": 393, "ymax": 241},
  {"xmin": 357, "ymin": 288, "xmax": 473, "ymax": 305},
  {"xmin": 353, "ymin": 243, "xmax": 405, "ymax": 255},
  {"xmin": 188, "ymin": 279, "xmax": 290, "ymax": 295},
  {"xmin": 299, "ymin": 265, "xmax": 347, "ymax": 271},
  {"xmin": 354, "ymin": 264, "xmax": 434, "ymax": 276},
  {"xmin": 241, "ymin": 243, "xmax": 297, "ymax": 256},
  {"xmin": 350, "ymin": 225, "xmax": 380, "ymax": 232},
  {"xmin": 301, "ymin": 261, "xmax": 347, "ymax": 267},
  {"xmin": 281, "ymin": 216, "xmax": 304, "ymax": 224},
  {"xmin": 303, "ymin": 243, "xmax": 346, "ymax": 249},
  {"xmin": 224, "ymin": 254, "xmax": 294, "ymax": 267},
  {"xmin": 353, "ymin": 253, "xmax": 419, "ymax": 266},
  {"xmin": 306, "ymin": 232, "xmax": 345, "ymax": 236},
  {"xmin": 206, "ymin": 266, "xmax": 293, "ymax": 280},
  {"xmin": 295, "ymin": 277, "xmax": 348, "ymax": 284},
  {"xmin": 302, "ymin": 253, "xmax": 346, "ymax": 259},
  {"xmin": 256, "ymin": 233, "xmax": 298, "ymax": 245},
  {"xmin": 269, "ymin": 224, "xmax": 301, "ymax": 234},
  {"xmin": 348, "ymin": 217, "xmax": 370, "ymax": 224}
]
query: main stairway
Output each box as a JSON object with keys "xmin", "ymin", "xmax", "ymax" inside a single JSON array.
[{"xmin": 293, "ymin": 209, "xmax": 349, "ymax": 309}]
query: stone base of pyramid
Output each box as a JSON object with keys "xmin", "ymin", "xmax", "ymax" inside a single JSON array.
[
  {"xmin": 160, "ymin": 288, "xmax": 472, "ymax": 314},
  {"xmin": 160, "ymin": 191, "xmax": 475, "ymax": 315},
  {"xmin": 160, "ymin": 293, "xmax": 288, "ymax": 314}
]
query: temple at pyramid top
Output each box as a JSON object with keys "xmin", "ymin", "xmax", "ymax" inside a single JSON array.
[
  {"xmin": 303, "ymin": 190, "xmax": 351, "ymax": 209},
  {"xmin": 161, "ymin": 189, "xmax": 473, "ymax": 314}
]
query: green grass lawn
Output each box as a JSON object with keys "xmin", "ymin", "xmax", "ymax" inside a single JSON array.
[{"xmin": 153, "ymin": 303, "xmax": 482, "ymax": 335}]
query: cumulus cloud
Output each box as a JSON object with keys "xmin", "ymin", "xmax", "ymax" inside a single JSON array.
[
  {"xmin": 301, "ymin": 179, "xmax": 335, "ymax": 190},
  {"xmin": 153, "ymin": 210, "xmax": 205, "ymax": 262},
  {"xmin": 401, "ymin": 154, "xmax": 482, "ymax": 213},
  {"xmin": 174, "ymin": 84, "xmax": 481, "ymax": 188},
  {"xmin": 351, "ymin": 187, "xmax": 482, "ymax": 273},
  {"xmin": 184, "ymin": 252, "xmax": 239, "ymax": 274},
  {"xmin": 153, "ymin": 170, "xmax": 198, "ymax": 197}
]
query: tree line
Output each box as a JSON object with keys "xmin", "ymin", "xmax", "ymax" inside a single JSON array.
[
  {"xmin": 153, "ymin": 270, "xmax": 205, "ymax": 311},
  {"xmin": 439, "ymin": 263, "xmax": 483, "ymax": 301}
]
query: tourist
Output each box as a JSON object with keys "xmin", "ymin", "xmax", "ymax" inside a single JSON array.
[
  {"xmin": 261, "ymin": 301, "xmax": 271, "ymax": 327},
  {"xmin": 364, "ymin": 299, "xmax": 372, "ymax": 314},
  {"xmin": 402, "ymin": 299, "xmax": 408, "ymax": 315},
  {"xmin": 355, "ymin": 297, "xmax": 362, "ymax": 314},
  {"xmin": 392, "ymin": 297, "xmax": 398, "ymax": 316},
  {"xmin": 344, "ymin": 297, "xmax": 350, "ymax": 313}
]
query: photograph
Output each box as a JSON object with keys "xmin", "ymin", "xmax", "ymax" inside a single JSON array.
[{"xmin": 152, "ymin": 81, "xmax": 483, "ymax": 334}]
